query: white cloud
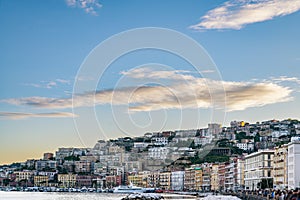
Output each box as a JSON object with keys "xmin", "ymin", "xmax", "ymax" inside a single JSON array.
[
  {"xmin": 190, "ymin": 0, "xmax": 300, "ymax": 30},
  {"xmin": 3, "ymin": 67, "xmax": 294, "ymax": 113},
  {"xmin": 0, "ymin": 112, "xmax": 77, "ymax": 120},
  {"xmin": 120, "ymin": 67, "xmax": 195, "ymax": 81},
  {"xmin": 65, "ymin": 0, "xmax": 102, "ymax": 16},
  {"xmin": 271, "ymin": 76, "xmax": 300, "ymax": 85},
  {"xmin": 24, "ymin": 79, "xmax": 70, "ymax": 89}
]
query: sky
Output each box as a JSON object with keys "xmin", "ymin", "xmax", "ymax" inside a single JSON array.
[{"xmin": 0, "ymin": 0, "xmax": 300, "ymax": 165}]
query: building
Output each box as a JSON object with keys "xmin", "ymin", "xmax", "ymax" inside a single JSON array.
[
  {"xmin": 224, "ymin": 159, "xmax": 237, "ymax": 191},
  {"xmin": 74, "ymin": 160, "xmax": 92, "ymax": 173},
  {"xmin": 128, "ymin": 172, "xmax": 148, "ymax": 188},
  {"xmin": 35, "ymin": 160, "xmax": 57, "ymax": 171},
  {"xmin": 236, "ymin": 158, "xmax": 245, "ymax": 190},
  {"xmin": 34, "ymin": 175, "xmax": 48, "ymax": 187},
  {"xmin": 13, "ymin": 171, "xmax": 34, "ymax": 182},
  {"xmin": 106, "ymin": 175, "xmax": 122, "ymax": 188},
  {"xmin": 202, "ymin": 163, "xmax": 211, "ymax": 191},
  {"xmin": 148, "ymin": 147, "xmax": 169, "ymax": 160},
  {"xmin": 287, "ymin": 139, "xmax": 300, "ymax": 189},
  {"xmin": 151, "ymin": 137, "xmax": 168, "ymax": 146},
  {"xmin": 244, "ymin": 149, "xmax": 274, "ymax": 190},
  {"xmin": 218, "ymin": 163, "xmax": 226, "ymax": 192},
  {"xmin": 194, "ymin": 167, "xmax": 203, "ymax": 191},
  {"xmin": 37, "ymin": 171, "xmax": 57, "ymax": 181},
  {"xmin": 148, "ymin": 171, "xmax": 160, "ymax": 188},
  {"xmin": 273, "ymin": 144, "xmax": 288, "ymax": 189},
  {"xmin": 171, "ymin": 171, "xmax": 184, "ymax": 191},
  {"xmin": 236, "ymin": 142, "xmax": 254, "ymax": 151},
  {"xmin": 76, "ymin": 175, "xmax": 93, "ymax": 187},
  {"xmin": 43, "ymin": 153, "xmax": 54, "ymax": 160},
  {"xmin": 208, "ymin": 123, "xmax": 222, "ymax": 138},
  {"xmin": 159, "ymin": 172, "xmax": 171, "ymax": 190},
  {"xmin": 58, "ymin": 174, "xmax": 77, "ymax": 188},
  {"xmin": 184, "ymin": 168, "xmax": 196, "ymax": 191},
  {"xmin": 210, "ymin": 164, "xmax": 219, "ymax": 191}
]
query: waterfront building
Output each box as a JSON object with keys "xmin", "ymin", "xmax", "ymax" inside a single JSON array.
[
  {"xmin": 171, "ymin": 171, "xmax": 184, "ymax": 191},
  {"xmin": 148, "ymin": 171, "xmax": 160, "ymax": 188},
  {"xmin": 244, "ymin": 149, "xmax": 274, "ymax": 190},
  {"xmin": 236, "ymin": 158, "xmax": 245, "ymax": 190},
  {"xmin": 76, "ymin": 175, "xmax": 92, "ymax": 187},
  {"xmin": 218, "ymin": 163, "xmax": 226, "ymax": 192},
  {"xmin": 273, "ymin": 144, "xmax": 288, "ymax": 189},
  {"xmin": 159, "ymin": 172, "xmax": 171, "ymax": 190},
  {"xmin": 210, "ymin": 163, "xmax": 219, "ymax": 191},
  {"xmin": 201, "ymin": 163, "xmax": 211, "ymax": 191},
  {"xmin": 194, "ymin": 167, "xmax": 203, "ymax": 191},
  {"xmin": 184, "ymin": 168, "xmax": 196, "ymax": 191},
  {"xmin": 58, "ymin": 174, "xmax": 77, "ymax": 188},
  {"xmin": 13, "ymin": 170, "xmax": 34, "ymax": 182},
  {"xmin": 34, "ymin": 175, "xmax": 48, "ymax": 187},
  {"xmin": 287, "ymin": 139, "xmax": 300, "ymax": 189},
  {"xmin": 106, "ymin": 175, "xmax": 122, "ymax": 188},
  {"xmin": 128, "ymin": 172, "xmax": 149, "ymax": 188}
]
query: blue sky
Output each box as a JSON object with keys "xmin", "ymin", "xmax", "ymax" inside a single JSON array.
[{"xmin": 0, "ymin": 0, "xmax": 300, "ymax": 164}]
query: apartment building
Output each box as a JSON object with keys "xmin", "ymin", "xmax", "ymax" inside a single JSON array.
[
  {"xmin": 58, "ymin": 174, "xmax": 77, "ymax": 188},
  {"xmin": 194, "ymin": 167, "xmax": 203, "ymax": 191},
  {"xmin": 184, "ymin": 168, "xmax": 196, "ymax": 191},
  {"xmin": 237, "ymin": 158, "xmax": 245, "ymax": 190},
  {"xmin": 287, "ymin": 139, "xmax": 300, "ymax": 189},
  {"xmin": 13, "ymin": 170, "xmax": 34, "ymax": 182},
  {"xmin": 210, "ymin": 164, "xmax": 219, "ymax": 191},
  {"xmin": 273, "ymin": 144, "xmax": 288, "ymax": 189},
  {"xmin": 159, "ymin": 172, "xmax": 171, "ymax": 190},
  {"xmin": 245, "ymin": 149, "xmax": 274, "ymax": 190},
  {"xmin": 34, "ymin": 175, "xmax": 48, "ymax": 187},
  {"xmin": 202, "ymin": 163, "xmax": 211, "ymax": 191},
  {"xmin": 171, "ymin": 171, "xmax": 184, "ymax": 191}
]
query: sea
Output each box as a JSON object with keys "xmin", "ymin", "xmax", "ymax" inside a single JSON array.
[{"xmin": 0, "ymin": 192, "xmax": 241, "ymax": 200}]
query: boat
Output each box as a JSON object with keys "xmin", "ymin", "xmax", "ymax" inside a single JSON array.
[{"xmin": 113, "ymin": 184, "xmax": 144, "ymax": 193}]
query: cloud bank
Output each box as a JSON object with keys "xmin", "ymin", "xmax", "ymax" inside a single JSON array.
[
  {"xmin": 65, "ymin": 0, "xmax": 102, "ymax": 16},
  {"xmin": 0, "ymin": 112, "xmax": 77, "ymax": 120},
  {"xmin": 2, "ymin": 67, "xmax": 294, "ymax": 113},
  {"xmin": 190, "ymin": 0, "xmax": 300, "ymax": 30}
]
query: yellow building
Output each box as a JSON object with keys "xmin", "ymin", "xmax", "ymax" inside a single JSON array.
[
  {"xmin": 274, "ymin": 144, "xmax": 288, "ymax": 189},
  {"xmin": 58, "ymin": 174, "xmax": 77, "ymax": 188},
  {"xmin": 159, "ymin": 172, "xmax": 171, "ymax": 190},
  {"xmin": 194, "ymin": 167, "xmax": 203, "ymax": 191},
  {"xmin": 128, "ymin": 172, "xmax": 148, "ymax": 188},
  {"xmin": 14, "ymin": 171, "xmax": 33, "ymax": 182},
  {"xmin": 34, "ymin": 175, "xmax": 48, "ymax": 187},
  {"xmin": 210, "ymin": 164, "xmax": 219, "ymax": 191}
]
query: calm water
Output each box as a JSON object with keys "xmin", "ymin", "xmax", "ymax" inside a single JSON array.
[
  {"xmin": 0, "ymin": 192, "xmax": 240, "ymax": 200},
  {"xmin": 0, "ymin": 192, "xmax": 126, "ymax": 200}
]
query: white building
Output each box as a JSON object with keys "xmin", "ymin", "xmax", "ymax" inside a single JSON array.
[
  {"xmin": 171, "ymin": 171, "xmax": 185, "ymax": 191},
  {"xmin": 287, "ymin": 140, "xmax": 300, "ymax": 189},
  {"xmin": 148, "ymin": 147, "xmax": 169, "ymax": 160},
  {"xmin": 237, "ymin": 158, "xmax": 245, "ymax": 190},
  {"xmin": 175, "ymin": 130, "xmax": 197, "ymax": 137},
  {"xmin": 244, "ymin": 149, "xmax": 274, "ymax": 190},
  {"xmin": 236, "ymin": 142, "xmax": 254, "ymax": 151},
  {"xmin": 151, "ymin": 137, "xmax": 168, "ymax": 146},
  {"xmin": 133, "ymin": 142, "xmax": 149, "ymax": 149}
]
